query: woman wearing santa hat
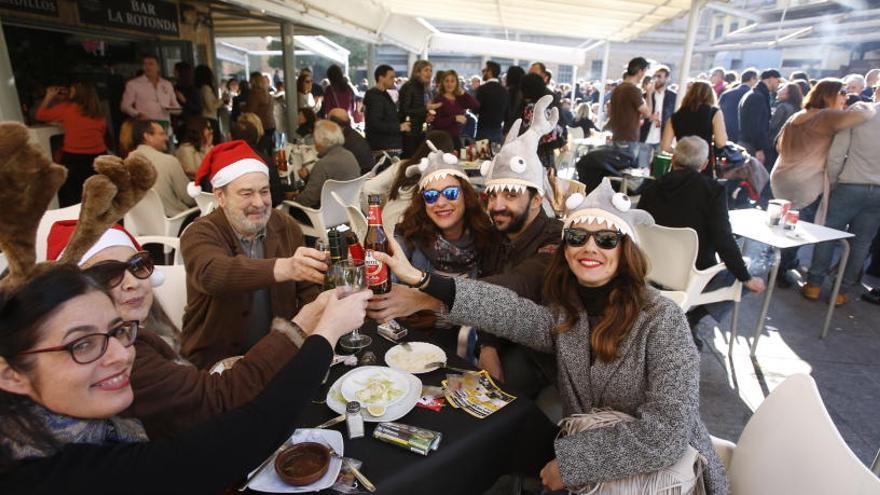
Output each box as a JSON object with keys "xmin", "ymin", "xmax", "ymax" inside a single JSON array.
[
  {"xmin": 42, "ymin": 221, "xmax": 327, "ymax": 440},
  {"xmin": 374, "ymin": 179, "xmax": 728, "ymax": 494}
]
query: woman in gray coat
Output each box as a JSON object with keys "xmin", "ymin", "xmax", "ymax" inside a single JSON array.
[{"xmin": 376, "ymin": 178, "xmax": 728, "ymax": 494}]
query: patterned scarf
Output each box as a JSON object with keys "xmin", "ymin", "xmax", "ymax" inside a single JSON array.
[
  {"xmin": 422, "ymin": 231, "xmax": 478, "ymax": 278},
  {"xmin": 2, "ymin": 401, "xmax": 148, "ymax": 463}
]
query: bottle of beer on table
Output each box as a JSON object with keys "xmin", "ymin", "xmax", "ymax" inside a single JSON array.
[
  {"xmin": 345, "ymin": 230, "xmax": 365, "ymax": 265},
  {"xmin": 364, "ymin": 195, "xmax": 391, "ymax": 294},
  {"xmin": 323, "ymin": 228, "xmax": 344, "ymax": 290}
]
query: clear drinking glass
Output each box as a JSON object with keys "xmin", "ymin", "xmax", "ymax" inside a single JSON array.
[{"xmin": 335, "ymin": 261, "xmax": 372, "ymax": 351}]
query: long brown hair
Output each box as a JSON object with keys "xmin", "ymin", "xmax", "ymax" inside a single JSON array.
[
  {"xmin": 680, "ymin": 80, "xmax": 717, "ymax": 111},
  {"xmin": 388, "ymin": 130, "xmax": 454, "ymax": 200},
  {"xmin": 543, "ymin": 234, "xmax": 649, "ymax": 362},
  {"xmin": 438, "ymin": 70, "xmax": 463, "ymax": 97},
  {"xmin": 396, "ymin": 176, "xmax": 495, "ymax": 264},
  {"xmin": 804, "ymin": 78, "xmax": 843, "ymax": 110},
  {"xmin": 71, "ymin": 81, "xmax": 105, "ymax": 119}
]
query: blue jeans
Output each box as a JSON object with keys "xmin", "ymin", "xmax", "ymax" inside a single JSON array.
[
  {"xmin": 807, "ymin": 183, "xmax": 880, "ymax": 294},
  {"xmin": 779, "ymin": 195, "xmax": 821, "ymax": 272},
  {"xmin": 613, "ymin": 141, "xmax": 652, "ymax": 169}
]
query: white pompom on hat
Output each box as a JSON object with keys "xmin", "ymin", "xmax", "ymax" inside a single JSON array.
[
  {"xmin": 404, "ymin": 140, "xmax": 470, "ymax": 189},
  {"xmin": 562, "ymin": 178, "xmax": 654, "ymax": 244}
]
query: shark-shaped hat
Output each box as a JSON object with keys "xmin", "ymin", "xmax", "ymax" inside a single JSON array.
[
  {"xmin": 405, "ymin": 140, "xmax": 470, "ymax": 189},
  {"xmin": 563, "ymin": 178, "xmax": 654, "ymax": 244},
  {"xmin": 480, "ymin": 94, "xmax": 558, "ymax": 197}
]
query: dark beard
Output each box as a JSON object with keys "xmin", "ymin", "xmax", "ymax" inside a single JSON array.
[{"xmin": 494, "ymin": 207, "xmax": 530, "ymax": 235}]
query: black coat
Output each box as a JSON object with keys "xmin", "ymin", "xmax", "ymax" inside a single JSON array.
[
  {"xmin": 638, "ymin": 167, "xmax": 751, "ymax": 282},
  {"xmin": 737, "ymin": 81, "xmax": 772, "ymax": 153},
  {"xmin": 342, "ymin": 126, "xmax": 376, "ymax": 174},
  {"xmin": 475, "ymin": 80, "xmax": 509, "ymax": 134},
  {"xmin": 639, "ymin": 88, "xmax": 677, "ymax": 142},
  {"xmin": 719, "ymin": 84, "xmax": 750, "ymax": 143},
  {"xmin": 397, "ymin": 79, "xmax": 429, "ymax": 135},
  {"xmin": 363, "ymin": 87, "xmax": 401, "ymax": 150}
]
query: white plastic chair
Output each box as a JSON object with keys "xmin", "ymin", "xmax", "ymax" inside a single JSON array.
[
  {"xmin": 281, "ymin": 173, "xmax": 369, "ymax": 242},
  {"xmin": 124, "ymin": 189, "xmax": 199, "ymax": 243},
  {"xmin": 712, "ymin": 374, "xmax": 880, "ymax": 494},
  {"xmin": 567, "ymin": 125, "xmax": 585, "ymax": 142},
  {"xmin": 192, "ymin": 189, "xmax": 217, "ymax": 217},
  {"xmin": 331, "ymin": 191, "xmax": 367, "ymax": 242},
  {"xmin": 36, "ymin": 203, "xmax": 82, "ymax": 262},
  {"xmin": 151, "ymin": 264, "xmax": 187, "ymax": 330},
  {"xmin": 635, "ymin": 224, "xmax": 742, "ymax": 353},
  {"xmin": 658, "ymin": 290, "xmax": 688, "ymax": 310},
  {"xmin": 135, "ymin": 236, "xmax": 183, "ymax": 265}
]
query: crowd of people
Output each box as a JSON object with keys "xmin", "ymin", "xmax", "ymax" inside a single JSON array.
[{"xmin": 3, "ymin": 47, "xmax": 879, "ymax": 495}]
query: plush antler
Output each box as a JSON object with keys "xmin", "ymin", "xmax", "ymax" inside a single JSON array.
[
  {"xmin": 59, "ymin": 153, "xmax": 156, "ymax": 265},
  {"xmin": 0, "ymin": 123, "xmax": 67, "ymax": 291}
]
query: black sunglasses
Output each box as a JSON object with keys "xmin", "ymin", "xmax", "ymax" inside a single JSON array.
[
  {"xmin": 18, "ymin": 320, "xmax": 139, "ymax": 365},
  {"xmin": 422, "ymin": 186, "xmax": 461, "ymax": 204},
  {"xmin": 563, "ymin": 228, "xmax": 624, "ymax": 250},
  {"xmin": 85, "ymin": 251, "xmax": 154, "ymax": 289}
]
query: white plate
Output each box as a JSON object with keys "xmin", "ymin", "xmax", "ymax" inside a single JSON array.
[
  {"xmin": 339, "ymin": 366, "xmax": 411, "ymax": 409},
  {"xmin": 247, "ymin": 429, "xmax": 343, "ymax": 493},
  {"xmin": 327, "ymin": 366, "xmax": 421, "ymax": 423},
  {"xmin": 384, "ymin": 342, "xmax": 447, "ymax": 374}
]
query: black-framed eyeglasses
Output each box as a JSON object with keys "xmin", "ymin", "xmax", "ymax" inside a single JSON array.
[
  {"xmin": 17, "ymin": 320, "xmax": 139, "ymax": 365},
  {"xmin": 563, "ymin": 228, "xmax": 624, "ymax": 250},
  {"xmin": 422, "ymin": 186, "xmax": 461, "ymax": 204},
  {"xmin": 84, "ymin": 251, "xmax": 153, "ymax": 289}
]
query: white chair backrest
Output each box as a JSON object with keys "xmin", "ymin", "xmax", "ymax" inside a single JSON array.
[
  {"xmin": 194, "ymin": 191, "xmax": 217, "ymax": 217},
  {"xmin": 124, "ymin": 190, "xmax": 167, "ymax": 237},
  {"xmin": 635, "ymin": 224, "xmax": 699, "ymax": 291},
  {"xmin": 332, "ymin": 191, "xmax": 367, "ymax": 241},
  {"xmin": 136, "ymin": 236, "xmax": 183, "ymax": 265},
  {"xmin": 318, "ymin": 174, "xmax": 370, "ymax": 228},
  {"xmin": 36, "ymin": 203, "xmax": 82, "ymax": 262},
  {"xmin": 152, "ymin": 264, "xmax": 187, "ymax": 330},
  {"xmin": 658, "ymin": 290, "xmax": 688, "ymax": 309},
  {"xmin": 729, "ymin": 374, "xmax": 880, "ymax": 494},
  {"xmin": 567, "ymin": 125, "xmax": 585, "ymax": 141}
]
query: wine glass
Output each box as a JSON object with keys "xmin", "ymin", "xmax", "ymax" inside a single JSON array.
[{"xmin": 335, "ymin": 261, "xmax": 372, "ymax": 352}]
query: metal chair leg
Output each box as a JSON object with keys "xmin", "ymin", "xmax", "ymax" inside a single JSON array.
[{"xmin": 729, "ymin": 300, "xmax": 740, "ymax": 357}]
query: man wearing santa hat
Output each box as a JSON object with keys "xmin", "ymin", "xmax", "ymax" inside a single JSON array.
[{"xmin": 181, "ymin": 140, "xmax": 327, "ymax": 368}]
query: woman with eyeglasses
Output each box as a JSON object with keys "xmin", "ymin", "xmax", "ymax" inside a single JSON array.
[
  {"xmin": 40, "ymin": 222, "xmax": 333, "ymax": 440},
  {"xmin": 373, "ymin": 179, "xmax": 728, "ymax": 494}
]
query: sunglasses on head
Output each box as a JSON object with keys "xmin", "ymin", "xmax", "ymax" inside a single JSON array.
[
  {"xmin": 563, "ymin": 228, "xmax": 624, "ymax": 250},
  {"xmin": 84, "ymin": 251, "xmax": 154, "ymax": 289},
  {"xmin": 422, "ymin": 186, "xmax": 461, "ymax": 204}
]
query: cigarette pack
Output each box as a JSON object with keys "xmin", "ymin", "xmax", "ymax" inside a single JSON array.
[
  {"xmin": 372, "ymin": 422, "xmax": 442, "ymax": 456},
  {"xmin": 377, "ymin": 319, "xmax": 407, "ymax": 342}
]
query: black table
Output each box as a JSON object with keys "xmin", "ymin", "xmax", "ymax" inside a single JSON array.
[{"xmin": 263, "ymin": 323, "xmax": 557, "ymax": 495}]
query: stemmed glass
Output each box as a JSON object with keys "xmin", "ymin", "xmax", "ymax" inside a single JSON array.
[{"xmin": 335, "ymin": 261, "xmax": 372, "ymax": 351}]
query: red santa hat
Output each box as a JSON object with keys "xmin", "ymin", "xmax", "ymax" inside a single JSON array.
[
  {"xmin": 187, "ymin": 140, "xmax": 269, "ymax": 197},
  {"xmin": 47, "ymin": 220, "xmax": 164, "ymax": 287}
]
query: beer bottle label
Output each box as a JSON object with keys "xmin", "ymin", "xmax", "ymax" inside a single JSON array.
[
  {"xmin": 365, "ymin": 249, "xmax": 389, "ymax": 286},
  {"xmin": 367, "ymin": 205, "xmax": 383, "ymax": 225}
]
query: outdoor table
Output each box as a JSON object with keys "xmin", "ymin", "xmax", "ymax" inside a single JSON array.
[
  {"xmin": 728, "ymin": 208, "xmax": 854, "ymax": 355},
  {"xmin": 254, "ymin": 322, "xmax": 557, "ymax": 495},
  {"xmin": 618, "ymin": 167, "xmax": 654, "ymax": 193}
]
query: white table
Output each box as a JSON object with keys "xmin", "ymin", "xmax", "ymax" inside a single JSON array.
[{"xmin": 729, "ymin": 208, "xmax": 854, "ymax": 355}]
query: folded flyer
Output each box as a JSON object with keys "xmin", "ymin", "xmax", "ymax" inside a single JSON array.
[{"xmin": 442, "ymin": 370, "xmax": 516, "ymax": 419}]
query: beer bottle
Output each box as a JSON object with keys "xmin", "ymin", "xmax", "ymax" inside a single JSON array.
[
  {"xmin": 323, "ymin": 228, "xmax": 344, "ymax": 290},
  {"xmin": 364, "ymin": 195, "xmax": 391, "ymax": 294},
  {"xmin": 345, "ymin": 230, "xmax": 365, "ymax": 265}
]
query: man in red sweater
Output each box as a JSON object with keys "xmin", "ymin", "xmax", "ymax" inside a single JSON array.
[{"xmin": 181, "ymin": 141, "xmax": 326, "ymax": 368}]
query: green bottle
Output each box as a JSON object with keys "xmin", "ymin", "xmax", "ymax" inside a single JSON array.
[{"xmin": 323, "ymin": 228, "xmax": 344, "ymax": 290}]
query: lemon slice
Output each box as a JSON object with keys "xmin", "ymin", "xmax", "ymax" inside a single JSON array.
[{"xmin": 366, "ymin": 405, "xmax": 386, "ymax": 417}]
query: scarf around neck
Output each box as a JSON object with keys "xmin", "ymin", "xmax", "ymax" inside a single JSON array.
[{"xmin": 3, "ymin": 401, "xmax": 148, "ymax": 463}]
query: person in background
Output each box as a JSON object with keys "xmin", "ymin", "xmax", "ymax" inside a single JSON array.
[
  {"xmin": 195, "ymin": 65, "xmax": 222, "ymax": 145},
  {"xmin": 229, "ymin": 119, "xmax": 282, "ymax": 207},
  {"xmin": 639, "ymin": 136, "xmax": 765, "ymax": 348},
  {"xmin": 503, "ymin": 65, "xmax": 526, "ymax": 135},
  {"xmin": 35, "ymin": 81, "xmax": 108, "ymax": 207},
  {"xmin": 327, "ymin": 108, "xmax": 374, "ymax": 175},
  {"xmin": 244, "ymin": 71, "xmax": 276, "ymax": 157},
  {"xmin": 468, "ymin": 75, "xmax": 481, "ymax": 98},
  {"xmin": 608, "ymin": 57, "xmax": 654, "ymax": 168},
  {"xmin": 121, "ymin": 54, "xmax": 181, "ymax": 127},
  {"xmin": 130, "ymin": 119, "xmax": 196, "ymax": 219},
  {"xmin": 230, "ymin": 79, "xmax": 249, "ymax": 123},
  {"xmin": 804, "ymin": 87, "xmax": 880, "ymax": 305},
  {"xmin": 219, "ymin": 77, "xmax": 238, "ymax": 138},
  {"xmin": 863, "ymin": 69, "xmax": 879, "ymax": 100},
  {"xmin": 767, "ymin": 82, "xmax": 804, "ymax": 166},
  {"xmin": 723, "ymin": 71, "xmax": 738, "ymax": 87},
  {"xmin": 474, "ymin": 60, "xmax": 508, "ymax": 144},
  {"xmin": 399, "ymin": 60, "xmax": 442, "ymax": 158},
  {"xmin": 718, "ymin": 69, "xmax": 757, "ymax": 144},
  {"xmin": 520, "ymin": 73, "xmax": 565, "ymax": 169},
  {"xmin": 320, "ymin": 64, "xmax": 357, "ymax": 119},
  {"xmin": 572, "ymin": 102, "xmax": 600, "ymax": 137},
  {"xmin": 295, "ymin": 120, "xmax": 361, "ymax": 209},
  {"xmin": 175, "ymin": 115, "xmax": 214, "ymax": 178},
  {"xmin": 771, "ymin": 79, "xmax": 876, "ymax": 285},
  {"xmin": 172, "ymin": 62, "xmax": 201, "ymax": 122},
  {"xmin": 294, "ymin": 107, "xmax": 317, "ymax": 144},
  {"xmin": 640, "ymin": 65, "xmax": 677, "ymax": 153},
  {"xmin": 529, "ymin": 62, "xmax": 550, "ymax": 86},
  {"xmin": 118, "ymin": 119, "xmax": 135, "ymax": 159},
  {"xmin": 364, "ymin": 64, "xmax": 409, "ymax": 155},
  {"xmin": 737, "ymin": 69, "xmax": 781, "ymax": 167},
  {"xmin": 297, "ymin": 72, "xmax": 318, "ymax": 113},
  {"xmin": 559, "ymin": 98, "xmax": 575, "ymax": 128},
  {"xmin": 709, "ymin": 66, "xmax": 726, "ymax": 96},
  {"xmin": 432, "ymin": 69, "xmax": 480, "ymax": 149},
  {"xmin": 843, "ymin": 73, "xmax": 870, "ymax": 102},
  {"xmin": 660, "ymin": 80, "xmax": 728, "ymax": 176}
]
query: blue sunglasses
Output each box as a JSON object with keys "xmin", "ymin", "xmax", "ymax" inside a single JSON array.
[{"xmin": 422, "ymin": 186, "xmax": 461, "ymax": 204}]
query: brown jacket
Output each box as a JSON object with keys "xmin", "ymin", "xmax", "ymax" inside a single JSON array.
[
  {"xmin": 180, "ymin": 208, "xmax": 320, "ymax": 368},
  {"xmin": 124, "ymin": 328, "xmax": 299, "ymax": 439},
  {"xmin": 244, "ymin": 87, "xmax": 276, "ymax": 130}
]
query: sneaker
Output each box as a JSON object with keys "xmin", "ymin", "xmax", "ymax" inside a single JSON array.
[
  {"xmin": 802, "ymin": 283, "xmax": 821, "ymax": 301},
  {"xmin": 861, "ymin": 288, "xmax": 880, "ymax": 305}
]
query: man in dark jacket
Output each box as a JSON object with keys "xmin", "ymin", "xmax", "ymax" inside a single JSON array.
[
  {"xmin": 719, "ymin": 69, "xmax": 757, "ymax": 143},
  {"xmin": 738, "ymin": 69, "xmax": 781, "ymax": 167},
  {"xmin": 639, "ymin": 65, "xmax": 676, "ymax": 149},
  {"xmin": 475, "ymin": 60, "xmax": 509, "ymax": 143},
  {"xmin": 639, "ymin": 136, "xmax": 765, "ymax": 347},
  {"xmin": 363, "ymin": 65, "xmax": 409, "ymax": 153},
  {"xmin": 327, "ymin": 108, "xmax": 374, "ymax": 174}
]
